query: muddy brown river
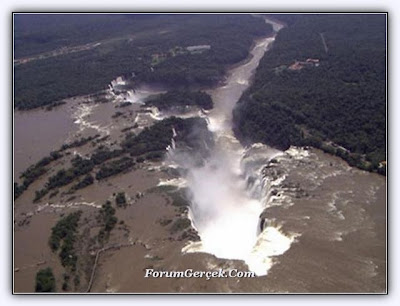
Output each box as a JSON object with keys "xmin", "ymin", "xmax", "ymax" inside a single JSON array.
[
  {"xmin": 14, "ymin": 106, "xmax": 76, "ymax": 177},
  {"xmin": 13, "ymin": 17, "xmax": 386, "ymax": 293}
]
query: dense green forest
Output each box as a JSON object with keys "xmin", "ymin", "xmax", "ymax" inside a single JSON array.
[
  {"xmin": 14, "ymin": 14, "xmax": 161, "ymax": 58},
  {"xmin": 234, "ymin": 14, "xmax": 386, "ymax": 173},
  {"xmin": 122, "ymin": 116, "xmax": 213, "ymax": 161},
  {"xmin": 71, "ymin": 174, "xmax": 94, "ymax": 190},
  {"xmin": 33, "ymin": 155, "xmax": 96, "ymax": 202},
  {"xmin": 35, "ymin": 267, "xmax": 56, "ymax": 292},
  {"xmin": 95, "ymin": 157, "xmax": 135, "ymax": 180},
  {"xmin": 145, "ymin": 90, "xmax": 213, "ymax": 110},
  {"xmin": 97, "ymin": 201, "xmax": 118, "ymax": 243},
  {"xmin": 49, "ymin": 211, "xmax": 82, "ymax": 270},
  {"xmin": 14, "ymin": 14, "xmax": 273, "ymax": 109}
]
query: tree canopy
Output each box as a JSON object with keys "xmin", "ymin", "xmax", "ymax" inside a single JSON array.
[
  {"xmin": 14, "ymin": 14, "xmax": 273, "ymax": 110},
  {"xmin": 234, "ymin": 14, "xmax": 386, "ymax": 173}
]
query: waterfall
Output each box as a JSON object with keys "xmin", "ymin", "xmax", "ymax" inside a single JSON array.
[{"xmin": 160, "ymin": 17, "xmax": 298, "ymax": 276}]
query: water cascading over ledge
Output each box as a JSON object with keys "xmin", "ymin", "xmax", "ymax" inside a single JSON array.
[
  {"xmin": 167, "ymin": 135, "xmax": 298, "ymax": 276},
  {"xmin": 159, "ymin": 17, "xmax": 299, "ymax": 276}
]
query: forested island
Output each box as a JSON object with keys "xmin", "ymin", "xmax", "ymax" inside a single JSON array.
[
  {"xmin": 15, "ymin": 116, "xmax": 212, "ymax": 201},
  {"xmin": 14, "ymin": 14, "xmax": 273, "ymax": 110},
  {"xmin": 233, "ymin": 14, "xmax": 386, "ymax": 174}
]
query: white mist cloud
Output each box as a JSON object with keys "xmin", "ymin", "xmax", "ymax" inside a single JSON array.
[{"xmin": 162, "ymin": 17, "xmax": 298, "ymax": 276}]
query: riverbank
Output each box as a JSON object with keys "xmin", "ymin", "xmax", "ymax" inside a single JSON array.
[
  {"xmin": 232, "ymin": 14, "xmax": 386, "ymax": 175},
  {"xmin": 14, "ymin": 14, "xmax": 386, "ymax": 293}
]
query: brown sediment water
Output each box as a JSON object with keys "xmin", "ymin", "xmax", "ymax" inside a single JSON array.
[
  {"xmin": 13, "ymin": 16, "xmax": 386, "ymax": 293},
  {"xmin": 166, "ymin": 18, "xmax": 294, "ymax": 275},
  {"xmin": 14, "ymin": 105, "xmax": 77, "ymax": 178},
  {"xmin": 13, "ymin": 82, "xmax": 171, "ymax": 293},
  {"xmin": 154, "ymin": 16, "xmax": 386, "ymax": 292}
]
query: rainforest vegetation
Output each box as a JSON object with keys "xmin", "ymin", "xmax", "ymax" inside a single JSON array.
[
  {"xmin": 145, "ymin": 90, "xmax": 213, "ymax": 110},
  {"xmin": 35, "ymin": 267, "xmax": 56, "ymax": 292},
  {"xmin": 14, "ymin": 14, "xmax": 273, "ymax": 109},
  {"xmin": 234, "ymin": 14, "xmax": 386, "ymax": 174},
  {"xmin": 121, "ymin": 116, "xmax": 213, "ymax": 161},
  {"xmin": 17, "ymin": 116, "xmax": 211, "ymax": 201},
  {"xmin": 49, "ymin": 211, "xmax": 82, "ymax": 270}
]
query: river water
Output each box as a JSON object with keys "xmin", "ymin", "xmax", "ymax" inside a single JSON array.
[
  {"xmin": 14, "ymin": 106, "xmax": 76, "ymax": 177},
  {"xmin": 163, "ymin": 17, "xmax": 386, "ymax": 290},
  {"xmin": 14, "ymin": 16, "xmax": 386, "ymax": 292},
  {"xmin": 159, "ymin": 19, "xmax": 299, "ymax": 276}
]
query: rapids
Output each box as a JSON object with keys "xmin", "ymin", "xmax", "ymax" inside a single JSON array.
[{"xmin": 163, "ymin": 17, "xmax": 298, "ymax": 276}]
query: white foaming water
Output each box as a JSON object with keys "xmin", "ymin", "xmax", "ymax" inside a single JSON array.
[
  {"xmin": 247, "ymin": 226, "xmax": 298, "ymax": 275},
  {"xmin": 158, "ymin": 177, "xmax": 187, "ymax": 189},
  {"xmin": 123, "ymin": 87, "xmax": 166, "ymax": 105},
  {"xmin": 165, "ymin": 18, "xmax": 298, "ymax": 276},
  {"xmin": 110, "ymin": 75, "xmax": 166, "ymax": 106},
  {"xmin": 181, "ymin": 139, "xmax": 295, "ymax": 276},
  {"xmin": 147, "ymin": 106, "xmax": 164, "ymax": 121},
  {"xmin": 187, "ymin": 151, "xmax": 262, "ymax": 259},
  {"xmin": 72, "ymin": 103, "xmax": 111, "ymax": 136},
  {"xmin": 124, "ymin": 90, "xmax": 146, "ymax": 104},
  {"xmin": 110, "ymin": 76, "xmax": 126, "ymax": 88}
]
